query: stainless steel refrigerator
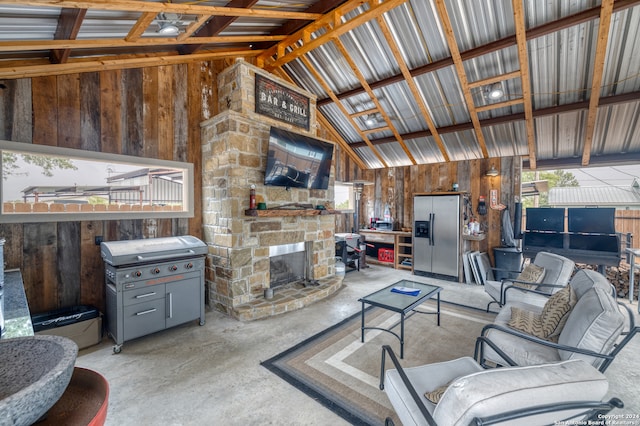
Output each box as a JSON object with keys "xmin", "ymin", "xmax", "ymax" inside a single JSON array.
[{"xmin": 413, "ymin": 194, "xmax": 461, "ymax": 280}]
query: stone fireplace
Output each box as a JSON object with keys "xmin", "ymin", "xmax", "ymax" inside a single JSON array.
[{"xmin": 201, "ymin": 59, "xmax": 340, "ymax": 319}]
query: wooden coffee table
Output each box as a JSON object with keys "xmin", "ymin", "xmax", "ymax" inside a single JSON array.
[{"xmin": 359, "ymin": 280, "xmax": 441, "ymax": 358}]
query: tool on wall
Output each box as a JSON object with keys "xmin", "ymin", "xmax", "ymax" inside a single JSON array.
[
  {"xmin": 477, "ymin": 196, "xmax": 487, "ymax": 216},
  {"xmin": 463, "ymin": 195, "xmax": 472, "ymax": 222}
]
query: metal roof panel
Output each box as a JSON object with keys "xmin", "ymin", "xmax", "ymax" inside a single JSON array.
[{"xmin": 549, "ymin": 185, "xmax": 640, "ymax": 206}]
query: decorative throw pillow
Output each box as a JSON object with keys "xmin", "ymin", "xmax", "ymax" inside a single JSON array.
[
  {"xmin": 508, "ymin": 307, "xmax": 546, "ymax": 338},
  {"xmin": 507, "ymin": 285, "xmax": 577, "ymax": 340},
  {"xmin": 425, "ymin": 382, "xmax": 451, "ymax": 404},
  {"xmin": 513, "ymin": 263, "xmax": 546, "ymax": 289},
  {"xmin": 541, "ymin": 285, "xmax": 577, "ymax": 340}
]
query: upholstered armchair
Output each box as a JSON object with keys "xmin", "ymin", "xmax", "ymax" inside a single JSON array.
[
  {"xmin": 476, "ymin": 269, "xmax": 638, "ymax": 373},
  {"xmin": 380, "ymin": 346, "xmax": 622, "ymax": 426},
  {"xmin": 484, "ymin": 251, "xmax": 575, "ymax": 311}
]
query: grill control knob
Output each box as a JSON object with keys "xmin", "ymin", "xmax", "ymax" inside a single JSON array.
[
  {"xmin": 185, "ymin": 262, "xmax": 193, "ymax": 269},
  {"xmin": 152, "ymin": 267, "xmax": 160, "ymax": 274},
  {"xmin": 169, "ymin": 265, "xmax": 178, "ymax": 272},
  {"xmin": 134, "ymin": 271, "xmax": 142, "ymax": 277}
]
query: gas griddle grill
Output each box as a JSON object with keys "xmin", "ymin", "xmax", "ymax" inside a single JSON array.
[{"xmin": 101, "ymin": 235, "xmax": 207, "ymax": 353}]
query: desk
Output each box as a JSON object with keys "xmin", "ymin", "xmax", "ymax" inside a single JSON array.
[
  {"xmin": 358, "ymin": 230, "xmax": 413, "ymax": 270},
  {"xmin": 625, "ymin": 248, "xmax": 640, "ymax": 311}
]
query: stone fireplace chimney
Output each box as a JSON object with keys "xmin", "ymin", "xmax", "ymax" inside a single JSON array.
[{"xmin": 201, "ymin": 60, "xmax": 338, "ymax": 319}]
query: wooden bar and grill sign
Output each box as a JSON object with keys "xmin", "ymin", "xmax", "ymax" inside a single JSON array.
[{"xmin": 255, "ymin": 74, "xmax": 310, "ymax": 130}]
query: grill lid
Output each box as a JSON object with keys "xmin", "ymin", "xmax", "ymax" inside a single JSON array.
[{"xmin": 101, "ymin": 235, "xmax": 207, "ymax": 266}]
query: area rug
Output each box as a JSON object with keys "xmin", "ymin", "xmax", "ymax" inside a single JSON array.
[{"xmin": 261, "ymin": 300, "xmax": 496, "ymax": 425}]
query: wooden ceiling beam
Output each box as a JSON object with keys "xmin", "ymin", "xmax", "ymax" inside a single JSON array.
[
  {"xmin": 434, "ymin": 0, "xmax": 489, "ymax": 158},
  {"xmin": 362, "ymin": 126, "xmax": 390, "ymax": 135},
  {"xmin": 124, "ymin": 12, "xmax": 157, "ymax": 43},
  {"xmin": 375, "ymin": 14, "xmax": 451, "ymax": 162},
  {"xmin": 512, "ymin": 0, "xmax": 537, "ymax": 169},
  {"xmin": 474, "ymin": 98, "xmax": 524, "ymax": 113},
  {"xmin": 332, "ymin": 36, "xmax": 417, "ymax": 165},
  {"xmin": 316, "ymin": 113, "xmax": 368, "ymax": 170},
  {"xmin": 346, "ymin": 91, "xmax": 640, "ymax": 148},
  {"xmin": 0, "ymin": 49, "xmax": 260, "ymax": 79},
  {"xmin": 50, "ymin": 8, "xmax": 86, "ymax": 64},
  {"xmin": 298, "ymin": 54, "xmax": 386, "ymax": 168},
  {"xmin": 252, "ymin": 0, "xmax": 347, "ymax": 51},
  {"xmin": 523, "ymin": 151, "xmax": 640, "ymax": 170},
  {"xmin": 180, "ymin": 0, "xmax": 259, "ymax": 55},
  {"xmin": 0, "ymin": 36, "xmax": 287, "ymax": 53},
  {"xmin": 581, "ymin": 0, "xmax": 615, "ymax": 166},
  {"xmin": 176, "ymin": 15, "xmax": 211, "ymax": 41},
  {"xmin": 467, "ymin": 70, "xmax": 521, "ymax": 89},
  {"xmin": 316, "ymin": 0, "xmax": 640, "ymax": 107},
  {"xmin": 257, "ymin": 0, "xmax": 408, "ymax": 69},
  {"xmin": 1, "ymin": 0, "xmax": 322, "ymax": 20},
  {"xmin": 271, "ymin": 66, "xmax": 367, "ymax": 169},
  {"xmin": 351, "ymin": 108, "xmax": 378, "ymax": 118}
]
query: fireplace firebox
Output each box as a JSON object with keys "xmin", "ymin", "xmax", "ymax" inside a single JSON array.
[{"xmin": 269, "ymin": 241, "xmax": 316, "ymax": 288}]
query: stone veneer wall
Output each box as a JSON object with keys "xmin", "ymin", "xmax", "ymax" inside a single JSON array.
[{"xmin": 201, "ymin": 59, "xmax": 337, "ymax": 317}]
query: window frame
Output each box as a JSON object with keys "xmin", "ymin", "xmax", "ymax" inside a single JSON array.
[
  {"xmin": 0, "ymin": 139, "xmax": 194, "ymax": 223},
  {"xmin": 334, "ymin": 182, "xmax": 355, "ymax": 213}
]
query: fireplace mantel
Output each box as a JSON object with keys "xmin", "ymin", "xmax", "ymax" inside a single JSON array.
[{"xmin": 244, "ymin": 209, "xmax": 338, "ymax": 217}]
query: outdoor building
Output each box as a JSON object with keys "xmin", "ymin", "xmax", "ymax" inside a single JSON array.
[
  {"xmin": 0, "ymin": 1, "xmax": 639, "ymax": 425},
  {"xmin": 549, "ymin": 178, "xmax": 640, "ymax": 209}
]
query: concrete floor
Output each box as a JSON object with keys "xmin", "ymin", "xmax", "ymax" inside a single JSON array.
[{"xmin": 76, "ymin": 265, "xmax": 640, "ymax": 425}]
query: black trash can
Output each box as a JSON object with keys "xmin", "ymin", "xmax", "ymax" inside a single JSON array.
[{"xmin": 493, "ymin": 247, "xmax": 523, "ymax": 281}]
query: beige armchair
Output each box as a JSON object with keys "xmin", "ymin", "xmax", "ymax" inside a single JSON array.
[
  {"xmin": 380, "ymin": 346, "xmax": 622, "ymax": 426},
  {"xmin": 484, "ymin": 251, "xmax": 575, "ymax": 311},
  {"xmin": 476, "ymin": 269, "xmax": 638, "ymax": 373}
]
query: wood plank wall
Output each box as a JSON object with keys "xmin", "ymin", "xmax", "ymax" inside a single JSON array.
[
  {"xmin": 0, "ymin": 62, "xmax": 218, "ymax": 314},
  {"xmin": 0, "ymin": 59, "xmax": 521, "ymax": 316},
  {"xmin": 332, "ymin": 150, "xmax": 522, "ymax": 265}
]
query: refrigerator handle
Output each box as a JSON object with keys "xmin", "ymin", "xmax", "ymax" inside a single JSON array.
[{"xmin": 430, "ymin": 213, "xmax": 435, "ymax": 246}]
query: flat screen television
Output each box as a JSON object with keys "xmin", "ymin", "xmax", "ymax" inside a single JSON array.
[{"xmin": 264, "ymin": 126, "xmax": 334, "ymax": 190}]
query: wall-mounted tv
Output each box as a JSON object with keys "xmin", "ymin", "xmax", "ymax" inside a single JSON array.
[{"xmin": 264, "ymin": 126, "xmax": 334, "ymax": 190}]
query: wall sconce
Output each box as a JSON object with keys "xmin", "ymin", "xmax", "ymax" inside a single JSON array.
[{"xmin": 486, "ymin": 165, "xmax": 499, "ymax": 177}]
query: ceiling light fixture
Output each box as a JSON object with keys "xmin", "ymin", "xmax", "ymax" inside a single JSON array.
[
  {"xmin": 157, "ymin": 12, "xmax": 181, "ymax": 36},
  {"xmin": 486, "ymin": 165, "xmax": 499, "ymax": 177},
  {"xmin": 364, "ymin": 114, "xmax": 376, "ymax": 126},
  {"xmin": 158, "ymin": 22, "xmax": 180, "ymax": 35},
  {"xmin": 486, "ymin": 82, "xmax": 504, "ymax": 100}
]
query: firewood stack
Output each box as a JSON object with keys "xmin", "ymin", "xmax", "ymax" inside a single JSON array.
[{"xmin": 576, "ymin": 262, "xmax": 639, "ymax": 300}]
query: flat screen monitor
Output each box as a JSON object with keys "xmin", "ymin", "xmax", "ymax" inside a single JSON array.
[{"xmin": 264, "ymin": 127, "xmax": 334, "ymax": 190}]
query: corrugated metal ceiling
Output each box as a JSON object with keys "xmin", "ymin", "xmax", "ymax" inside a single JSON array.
[{"xmin": 0, "ymin": 0, "xmax": 638, "ymax": 171}]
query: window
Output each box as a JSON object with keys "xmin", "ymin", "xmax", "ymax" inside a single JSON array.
[
  {"xmin": 334, "ymin": 182, "xmax": 355, "ymax": 211},
  {"xmin": 0, "ymin": 139, "xmax": 194, "ymax": 223}
]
